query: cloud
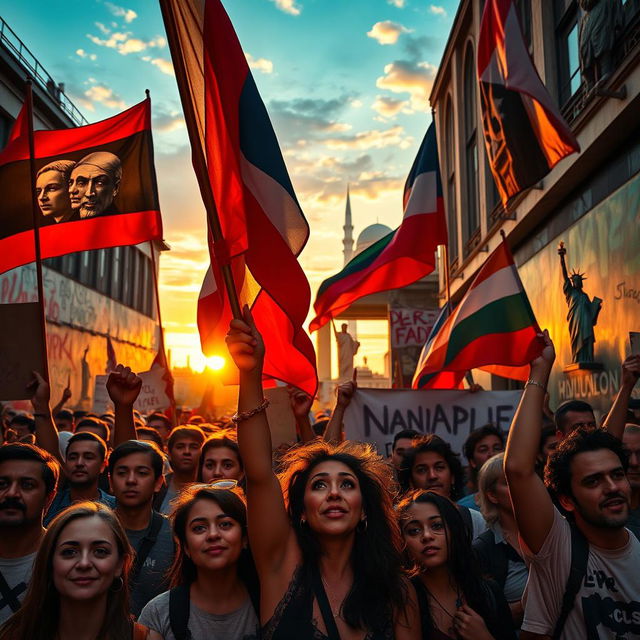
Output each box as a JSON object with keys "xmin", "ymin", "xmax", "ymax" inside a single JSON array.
[
  {"xmin": 104, "ymin": 2, "xmax": 138, "ymax": 23},
  {"xmin": 323, "ymin": 125, "xmax": 413, "ymax": 150},
  {"xmin": 87, "ymin": 24, "xmax": 166, "ymax": 56},
  {"xmin": 388, "ymin": 0, "xmax": 406, "ymax": 6},
  {"xmin": 153, "ymin": 105, "xmax": 185, "ymax": 133},
  {"xmin": 76, "ymin": 48, "xmax": 97, "ymax": 61},
  {"xmin": 371, "ymin": 95, "xmax": 410, "ymax": 118},
  {"xmin": 81, "ymin": 84, "xmax": 126, "ymax": 111},
  {"xmin": 270, "ymin": 0, "xmax": 302, "ymax": 15},
  {"xmin": 429, "ymin": 5, "xmax": 447, "ymax": 16},
  {"xmin": 245, "ymin": 53, "xmax": 274, "ymax": 74},
  {"xmin": 403, "ymin": 34, "xmax": 439, "ymax": 60},
  {"xmin": 149, "ymin": 58, "xmax": 174, "ymax": 75},
  {"xmin": 376, "ymin": 59, "xmax": 437, "ymax": 110},
  {"xmin": 367, "ymin": 21, "xmax": 411, "ymax": 45}
]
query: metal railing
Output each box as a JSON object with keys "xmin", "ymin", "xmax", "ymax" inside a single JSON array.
[{"xmin": 0, "ymin": 16, "xmax": 87, "ymax": 126}]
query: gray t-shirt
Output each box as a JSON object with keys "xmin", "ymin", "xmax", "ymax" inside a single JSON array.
[
  {"xmin": 158, "ymin": 478, "xmax": 178, "ymax": 515},
  {"xmin": 139, "ymin": 589, "xmax": 259, "ymax": 640},
  {"xmin": 522, "ymin": 507, "xmax": 640, "ymax": 639},
  {"xmin": 127, "ymin": 512, "xmax": 175, "ymax": 617},
  {"xmin": 0, "ymin": 552, "xmax": 37, "ymax": 623}
]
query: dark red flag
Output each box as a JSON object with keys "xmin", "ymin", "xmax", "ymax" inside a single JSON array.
[
  {"xmin": 478, "ymin": 0, "xmax": 580, "ymax": 207},
  {"xmin": 0, "ymin": 98, "xmax": 163, "ymax": 274}
]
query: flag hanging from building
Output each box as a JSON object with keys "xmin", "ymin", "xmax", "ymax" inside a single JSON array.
[
  {"xmin": 414, "ymin": 237, "xmax": 543, "ymax": 381},
  {"xmin": 0, "ymin": 98, "xmax": 163, "ymax": 275},
  {"xmin": 478, "ymin": 0, "xmax": 580, "ymax": 207},
  {"xmin": 412, "ymin": 302, "xmax": 464, "ymax": 389},
  {"xmin": 161, "ymin": 0, "xmax": 317, "ymax": 396},
  {"xmin": 310, "ymin": 121, "xmax": 448, "ymax": 332}
]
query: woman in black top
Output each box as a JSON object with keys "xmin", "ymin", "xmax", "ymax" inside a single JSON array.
[
  {"xmin": 226, "ymin": 309, "xmax": 420, "ymax": 640},
  {"xmin": 397, "ymin": 490, "xmax": 515, "ymax": 640}
]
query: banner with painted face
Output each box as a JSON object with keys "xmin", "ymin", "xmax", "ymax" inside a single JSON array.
[
  {"xmin": 0, "ymin": 98, "xmax": 162, "ymax": 274},
  {"xmin": 343, "ymin": 388, "xmax": 522, "ymax": 457}
]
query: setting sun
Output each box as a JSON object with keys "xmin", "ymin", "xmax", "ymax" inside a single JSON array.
[{"xmin": 206, "ymin": 355, "xmax": 226, "ymax": 371}]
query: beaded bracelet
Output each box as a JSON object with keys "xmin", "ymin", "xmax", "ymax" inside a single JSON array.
[
  {"xmin": 525, "ymin": 379, "xmax": 546, "ymax": 392},
  {"xmin": 231, "ymin": 398, "xmax": 270, "ymax": 424}
]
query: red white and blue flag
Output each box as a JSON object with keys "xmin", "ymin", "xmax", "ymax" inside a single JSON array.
[
  {"xmin": 310, "ymin": 121, "xmax": 448, "ymax": 332},
  {"xmin": 161, "ymin": 0, "xmax": 317, "ymax": 396}
]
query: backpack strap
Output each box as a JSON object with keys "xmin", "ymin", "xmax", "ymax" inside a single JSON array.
[
  {"xmin": 457, "ymin": 504, "xmax": 473, "ymax": 539},
  {"xmin": 169, "ymin": 584, "xmax": 192, "ymax": 640},
  {"xmin": 474, "ymin": 529, "xmax": 509, "ymax": 590},
  {"xmin": 552, "ymin": 521, "xmax": 589, "ymax": 640},
  {"xmin": 131, "ymin": 511, "xmax": 164, "ymax": 582},
  {"xmin": 311, "ymin": 565, "xmax": 342, "ymax": 640},
  {"xmin": 152, "ymin": 482, "xmax": 169, "ymax": 513}
]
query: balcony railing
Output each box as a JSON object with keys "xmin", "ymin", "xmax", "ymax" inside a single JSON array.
[{"xmin": 0, "ymin": 16, "xmax": 87, "ymax": 126}]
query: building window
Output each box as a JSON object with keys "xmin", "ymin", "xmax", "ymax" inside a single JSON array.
[
  {"xmin": 463, "ymin": 46, "xmax": 479, "ymax": 255},
  {"xmin": 445, "ymin": 99, "xmax": 458, "ymax": 266},
  {"xmin": 555, "ymin": 1, "xmax": 582, "ymax": 105}
]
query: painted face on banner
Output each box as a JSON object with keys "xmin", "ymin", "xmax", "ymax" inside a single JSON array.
[
  {"xmin": 69, "ymin": 152, "xmax": 121, "ymax": 219},
  {"xmin": 36, "ymin": 170, "xmax": 73, "ymax": 221}
]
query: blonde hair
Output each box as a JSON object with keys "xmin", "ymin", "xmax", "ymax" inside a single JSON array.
[{"xmin": 476, "ymin": 452, "xmax": 505, "ymax": 525}]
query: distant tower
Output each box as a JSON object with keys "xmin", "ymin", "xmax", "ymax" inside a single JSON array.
[{"xmin": 342, "ymin": 185, "xmax": 354, "ymax": 266}]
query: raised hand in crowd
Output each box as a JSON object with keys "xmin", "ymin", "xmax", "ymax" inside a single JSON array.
[
  {"xmin": 288, "ymin": 386, "xmax": 315, "ymax": 442},
  {"xmin": 324, "ymin": 368, "xmax": 357, "ymax": 443},
  {"xmin": 51, "ymin": 381, "xmax": 72, "ymax": 416},
  {"xmin": 106, "ymin": 364, "xmax": 142, "ymax": 445},
  {"xmin": 603, "ymin": 354, "xmax": 640, "ymax": 439},
  {"xmin": 26, "ymin": 371, "xmax": 61, "ymax": 462}
]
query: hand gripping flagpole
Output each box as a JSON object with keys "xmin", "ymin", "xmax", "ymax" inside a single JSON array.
[
  {"xmin": 159, "ymin": 0, "xmax": 242, "ymax": 321},
  {"xmin": 25, "ymin": 81, "xmax": 51, "ymax": 382}
]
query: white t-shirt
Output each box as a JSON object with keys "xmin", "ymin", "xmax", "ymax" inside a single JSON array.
[{"xmin": 522, "ymin": 507, "xmax": 640, "ymax": 639}]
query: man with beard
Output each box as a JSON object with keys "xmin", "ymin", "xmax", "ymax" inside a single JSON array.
[
  {"xmin": 505, "ymin": 331, "xmax": 640, "ymax": 639},
  {"xmin": 43, "ymin": 431, "xmax": 115, "ymax": 526},
  {"xmin": 109, "ymin": 440, "xmax": 174, "ymax": 617},
  {"xmin": 68, "ymin": 151, "xmax": 122, "ymax": 219},
  {"xmin": 0, "ymin": 444, "xmax": 59, "ymax": 623},
  {"xmin": 154, "ymin": 426, "xmax": 205, "ymax": 514}
]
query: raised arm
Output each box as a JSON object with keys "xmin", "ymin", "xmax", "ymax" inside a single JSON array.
[
  {"xmin": 324, "ymin": 370, "xmax": 357, "ymax": 443},
  {"xmin": 289, "ymin": 387, "xmax": 315, "ymax": 443},
  {"xmin": 602, "ymin": 355, "xmax": 640, "ymax": 440},
  {"xmin": 27, "ymin": 372, "xmax": 62, "ymax": 463},
  {"xmin": 226, "ymin": 307, "xmax": 299, "ymax": 579},
  {"xmin": 106, "ymin": 364, "xmax": 142, "ymax": 446},
  {"xmin": 51, "ymin": 383, "xmax": 72, "ymax": 416},
  {"xmin": 558, "ymin": 242, "xmax": 570, "ymax": 283},
  {"xmin": 504, "ymin": 330, "xmax": 556, "ymax": 554}
]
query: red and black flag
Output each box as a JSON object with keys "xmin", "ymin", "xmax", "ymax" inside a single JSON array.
[
  {"xmin": 478, "ymin": 0, "xmax": 580, "ymax": 207},
  {"xmin": 0, "ymin": 97, "xmax": 163, "ymax": 274}
]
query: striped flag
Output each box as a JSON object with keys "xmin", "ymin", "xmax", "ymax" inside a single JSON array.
[
  {"xmin": 413, "ymin": 237, "xmax": 543, "ymax": 382},
  {"xmin": 478, "ymin": 0, "xmax": 579, "ymax": 207},
  {"xmin": 161, "ymin": 0, "xmax": 317, "ymax": 396},
  {"xmin": 310, "ymin": 121, "xmax": 447, "ymax": 332}
]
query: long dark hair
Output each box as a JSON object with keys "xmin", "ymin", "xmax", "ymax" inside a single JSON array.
[
  {"xmin": 167, "ymin": 486, "xmax": 258, "ymax": 595},
  {"xmin": 279, "ymin": 440, "xmax": 408, "ymax": 632},
  {"xmin": 197, "ymin": 433, "xmax": 244, "ymax": 483},
  {"xmin": 397, "ymin": 491, "xmax": 494, "ymax": 634},
  {"xmin": 0, "ymin": 502, "xmax": 133, "ymax": 640},
  {"xmin": 398, "ymin": 435, "xmax": 465, "ymax": 499}
]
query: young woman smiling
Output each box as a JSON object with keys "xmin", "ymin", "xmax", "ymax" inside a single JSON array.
[
  {"xmin": 397, "ymin": 491, "xmax": 515, "ymax": 640},
  {"xmin": 0, "ymin": 502, "xmax": 148, "ymax": 640},
  {"xmin": 198, "ymin": 433, "xmax": 245, "ymax": 485},
  {"xmin": 226, "ymin": 308, "xmax": 420, "ymax": 640},
  {"xmin": 138, "ymin": 484, "xmax": 260, "ymax": 640}
]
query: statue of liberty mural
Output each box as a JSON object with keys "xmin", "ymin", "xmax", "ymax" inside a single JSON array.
[{"xmin": 558, "ymin": 242, "xmax": 602, "ymax": 363}]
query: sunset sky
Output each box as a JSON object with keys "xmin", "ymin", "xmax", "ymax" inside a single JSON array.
[{"xmin": 2, "ymin": 0, "xmax": 455, "ymax": 374}]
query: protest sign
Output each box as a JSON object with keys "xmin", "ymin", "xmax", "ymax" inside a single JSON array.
[
  {"xmin": 389, "ymin": 307, "xmax": 438, "ymax": 348},
  {"xmin": 93, "ymin": 368, "xmax": 171, "ymax": 414},
  {"xmin": 92, "ymin": 374, "xmax": 111, "ymax": 414},
  {"xmin": 343, "ymin": 388, "xmax": 522, "ymax": 457}
]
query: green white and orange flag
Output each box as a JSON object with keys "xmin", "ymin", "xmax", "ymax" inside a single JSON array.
[{"xmin": 413, "ymin": 236, "xmax": 543, "ymax": 383}]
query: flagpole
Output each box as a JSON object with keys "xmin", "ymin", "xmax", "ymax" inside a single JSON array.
[
  {"xmin": 149, "ymin": 240, "xmax": 177, "ymax": 425},
  {"xmin": 159, "ymin": 0, "xmax": 242, "ymax": 320},
  {"xmin": 442, "ymin": 244, "xmax": 451, "ymax": 307},
  {"xmin": 25, "ymin": 81, "xmax": 50, "ymax": 382}
]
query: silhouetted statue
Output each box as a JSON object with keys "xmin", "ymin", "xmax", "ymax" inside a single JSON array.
[
  {"xmin": 578, "ymin": 0, "xmax": 624, "ymax": 89},
  {"xmin": 335, "ymin": 323, "xmax": 360, "ymax": 382},
  {"xmin": 558, "ymin": 242, "xmax": 602, "ymax": 364}
]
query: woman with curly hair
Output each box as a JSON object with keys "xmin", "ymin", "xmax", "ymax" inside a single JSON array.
[
  {"xmin": 139, "ymin": 484, "xmax": 259, "ymax": 639},
  {"xmin": 0, "ymin": 502, "xmax": 149, "ymax": 640},
  {"xmin": 397, "ymin": 490, "xmax": 515, "ymax": 640},
  {"xmin": 226, "ymin": 308, "xmax": 420, "ymax": 640},
  {"xmin": 399, "ymin": 435, "xmax": 486, "ymax": 539}
]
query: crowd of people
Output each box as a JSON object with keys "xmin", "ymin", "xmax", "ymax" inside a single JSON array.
[{"xmin": 0, "ymin": 312, "xmax": 639, "ymax": 639}]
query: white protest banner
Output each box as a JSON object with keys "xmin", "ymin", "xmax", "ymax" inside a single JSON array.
[
  {"xmin": 343, "ymin": 388, "xmax": 522, "ymax": 457},
  {"xmin": 133, "ymin": 367, "xmax": 171, "ymax": 413},
  {"xmin": 389, "ymin": 307, "xmax": 439, "ymax": 349},
  {"xmin": 92, "ymin": 375, "xmax": 111, "ymax": 414}
]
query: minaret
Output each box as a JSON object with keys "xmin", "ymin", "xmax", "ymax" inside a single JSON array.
[{"xmin": 342, "ymin": 185, "xmax": 354, "ymax": 266}]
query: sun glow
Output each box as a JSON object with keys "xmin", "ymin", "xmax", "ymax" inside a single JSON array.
[{"xmin": 206, "ymin": 355, "xmax": 226, "ymax": 371}]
